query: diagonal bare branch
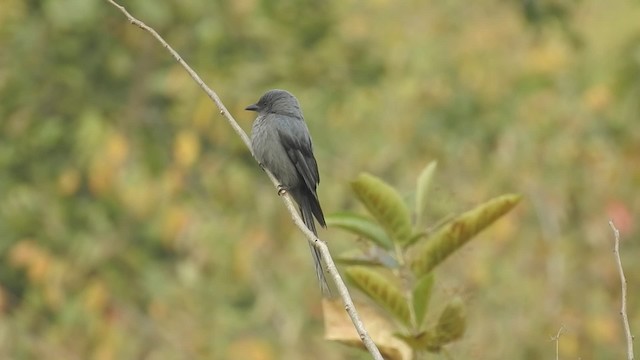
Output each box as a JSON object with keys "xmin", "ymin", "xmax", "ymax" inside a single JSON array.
[
  {"xmin": 609, "ymin": 220, "xmax": 635, "ymax": 360},
  {"xmin": 106, "ymin": 1, "xmax": 383, "ymax": 359}
]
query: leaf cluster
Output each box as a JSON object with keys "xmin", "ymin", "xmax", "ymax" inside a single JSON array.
[{"xmin": 326, "ymin": 162, "xmax": 521, "ymax": 358}]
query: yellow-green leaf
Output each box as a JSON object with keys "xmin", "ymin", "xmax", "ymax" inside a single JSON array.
[
  {"xmin": 335, "ymin": 249, "xmax": 387, "ymax": 267},
  {"xmin": 397, "ymin": 297, "xmax": 466, "ymax": 352},
  {"xmin": 351, "ymin": 173, "xmax": 412, "ymax": 245},
  {"xmin": 410, "ymin": 194, "xmax": 521, "ymax": 276},
  {"xmin": 326, "ymin": 212, "xmax": 393, "ymax": 249},
  {"xmin": 434, "ymin": 297, "xmax": 466, "ymax": 344},
  {"xmin": 412, "ymin": 273, "xmax": 434, "ymax": 328},
  {"xmin": 403, "ymin": 230, "xmax": 427, "ymax": 248},
  {"xmin": 395, "ymin": 330, "xmax": 441, "ymax": 353},
  {"xmin": 345, "ymin": 266, "xmax": 411, "ymax": 326},
  {"xmin": 415, "ymin": 161, "xmax": 437, "ymax": 228}
]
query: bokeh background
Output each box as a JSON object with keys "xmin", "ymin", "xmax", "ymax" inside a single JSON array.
[{"xmin": 0, "ymin": 0, "xmax": 638, "ymax": 359}]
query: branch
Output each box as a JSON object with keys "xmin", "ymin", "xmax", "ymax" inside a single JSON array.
[
  {"xmin": 609, "ymin": 220, "xmax": 635, "ymax": 360},
  {"xmin": 106, "ymin": 1, "xmax": 383, "ymax": 359},
  {"xmin": 551, "ymin": 325, "xmax": 564, "ymax": 360}
]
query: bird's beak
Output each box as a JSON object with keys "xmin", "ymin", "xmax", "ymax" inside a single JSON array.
[{"xmin": 245, "ymin": 104, "xmax": 259, "ymax": 111}]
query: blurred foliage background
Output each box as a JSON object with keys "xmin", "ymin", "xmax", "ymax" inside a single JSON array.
[{"xmin": 0, "ymin": 0, "xmax": 638, "ymax": 358}]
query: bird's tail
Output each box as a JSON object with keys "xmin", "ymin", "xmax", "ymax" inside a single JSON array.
[{"xmin": 299, "ymin": 201, "xmax": 332, "ymax": 297}]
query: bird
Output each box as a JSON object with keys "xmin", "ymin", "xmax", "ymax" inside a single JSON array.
[{"xmin": 246, "ymin": 89, "xmax": 330, "ymax": 296}]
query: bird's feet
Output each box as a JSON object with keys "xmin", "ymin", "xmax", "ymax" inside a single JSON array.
[{"xmin": 277, "ymin": 185, "xmax": 288, "ymax": 196}]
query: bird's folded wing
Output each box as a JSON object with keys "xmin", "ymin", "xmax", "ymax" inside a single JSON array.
[{"xmin": 276, "ymin": 118, "xmax": 321, "ymax": 196}]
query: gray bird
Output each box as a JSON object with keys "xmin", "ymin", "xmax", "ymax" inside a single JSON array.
[{"xmin": 246, "ymin": 89, "xmax": 330, "ymax": 296}]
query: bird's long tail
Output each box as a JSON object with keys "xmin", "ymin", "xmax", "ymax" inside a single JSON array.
[{"xmin": 299, "ymin": 201, "xmax": 331, "ymax": 297}]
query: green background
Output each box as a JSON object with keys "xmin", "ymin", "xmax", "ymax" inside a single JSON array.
[{"xmin": 0, "ymin": 0, "xmax": 638, "ymax": 358}]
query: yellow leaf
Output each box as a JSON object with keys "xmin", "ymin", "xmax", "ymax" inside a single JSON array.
[
  {"xmin": 92, "ymin": 323, "xmax": 120, "ymax": 360},
  {"xmin": 526, "ymin": 40, "xmax": 570, "ymax": 76},
  {"xmin": 105, "ymin": 131, "xmax": 129, "ymax": 166},
  {"xmin": 88, "ymin": 161, "xmax": 114, "ymax": 195},
  {"xmin": 162, "ymin": 206, "xmax": 190, "ymax": 245},
  {"xmin": 9, "ymin": 240, "xmax": 51, "ymax": 284},
  {"xmin": 57, "ymin": 168, "xmax": 81, "ymax": 196},
  {"xmin": 192, "ymin": 96, "xmax": 215, "ymax": 130},
  {"xmin": 583, "ymin": 84, "xmax": 612, "ymax": 113},
  {"xmin": 174, "ymin": 130, "xmax": 200, "ymax": 168},
  {"xmin": 226, "ymin": 337, "xmax": 275, "ymax": 360},
  {"xmin": 120, "ymin": 183, "xmax": 154, "ymax": 219},
  {"xmin": 587, "ymin": 315, "xmax": 619, "ymax": 345},
  {"xmin": 233, "ymin": 230, "xmax": 267, "ymax": 281},
  {"xmin": 323, "ymin": 298, "xmax": 412, "ymax": 360},
  {"xmin": 230, "ymin": 0, "xmax": 256, "ymax": 17},
  {"xmin": 164, "ymin": 166, "xmax": 186, "ymax": 195},
  {"xmin": 83, "ymin": 279, "xmax": 109, "ymax": 314}
]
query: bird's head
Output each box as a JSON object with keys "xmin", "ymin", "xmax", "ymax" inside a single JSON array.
[{"xmin": 245, "ymin": 89, "xmax": 302, "ymax": 117}]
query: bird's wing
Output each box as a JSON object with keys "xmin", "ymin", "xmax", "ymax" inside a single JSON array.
[{"xmin": 275, "ymin": 116, "xmax": 320, "ymax": 195}]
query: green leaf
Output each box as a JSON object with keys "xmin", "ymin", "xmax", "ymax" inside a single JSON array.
[
  {"xmin": 412, "ymin": 273, "xmax": 434, "ymax": 328},
  {"xmin": 410, "ymin": 194, "xmax": 521, "ymax": 276},
  {"xmin": 326, "ymin": 212, "xmax": 393, "ymax": 249},
  {"xmin": 434, "ymin": 297, "xmax": 466, "ymax": 344},
  {"xmin": 351, "ymin": 173, "xmax": 413, "ymax": 246},
  {"xmin": 415, "ymin": 161, "xmax": 437, "ymax": 228},
  {"xmin": 395, "ymin": 330, "xmax": 441, "ymax": 352},
  {"xmin": 403, "ymin": 230, "xmax": 427, "ymax": 248},
  {"xmin": 335, "ymin": 256, "xmax": 385, "ymax": 267},
  {"xmin": 396, "ymin": 297, "xmax": 466, "ymax": 352},
  {"xmin": 335, "ymin": 249, "xmax": 386, "ymax": 267},
  {"xmin": 344, "ymin": 266, "xmax": 411, "ymax": 326}
]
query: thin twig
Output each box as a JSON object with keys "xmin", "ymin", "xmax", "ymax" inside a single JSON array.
[
  {"xmin": 609, "ymin": 220, "xmax": 635, "ymax": 360},
  {"xmin": 551, "ymin": 325, "xmax": 564, "ymax": 360},
  {"xmin": 106, "ymin": 1, "xmax": 383, "ymax": 359}
]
